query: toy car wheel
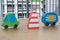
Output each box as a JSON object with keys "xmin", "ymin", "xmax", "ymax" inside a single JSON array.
[
  {"xmin": 14, "ymin": 24, "xmax": 18, "ymax": 28},
  {"xmin": 4, "ymin": 25, "xmax": 8, "ymax": 29},
  {"xmin": 45, "ymin": 23, "xmax": 49, "ymax": 26},
  {"xmin": 51, "ymin": 22, "xmax": 55, "ymax": 26}
]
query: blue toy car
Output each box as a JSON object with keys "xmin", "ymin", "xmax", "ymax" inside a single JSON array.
[{"xmin": 42, "ymin": 12, "xmax": 58, "ymax": 26}]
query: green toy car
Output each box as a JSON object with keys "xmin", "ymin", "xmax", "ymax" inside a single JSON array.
[{"xmin": 2, "ymin": 13, "xmax": 19, "ymax": 29}]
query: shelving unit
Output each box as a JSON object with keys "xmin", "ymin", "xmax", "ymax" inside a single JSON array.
[
  {"xmin": 1, "ymin": 0, "xmax": 44, "ymax": 18},
  {"xmin": 2, "ymin": 0, "xmax": 32, "ymax": 18},
  {"xmin": 0, "ymin": 0, "xmax": 60, "ymax": 19}
]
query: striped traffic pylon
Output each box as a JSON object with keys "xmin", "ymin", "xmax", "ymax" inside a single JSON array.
[{"xmin": 27, "ymin": 11, "xmax": 39, "ymax": 29}]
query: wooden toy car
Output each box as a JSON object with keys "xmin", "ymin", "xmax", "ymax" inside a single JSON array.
[
  {"xmin": 42, "ymin": 12, "xmax": 58, "ymax": 26},
  {"xmin": 2, "ymin": 13, "xmax": 19, "ymax": 29}
]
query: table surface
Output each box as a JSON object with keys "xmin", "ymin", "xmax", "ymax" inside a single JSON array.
[{"xmin": 0, "ymin": 17, "xmax": 60, "ymax": 40}]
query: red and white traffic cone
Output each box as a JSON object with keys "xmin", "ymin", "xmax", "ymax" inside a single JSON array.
[{"xmin": 27, "ymin": 10, "xmax": 39, "ymax": 29}]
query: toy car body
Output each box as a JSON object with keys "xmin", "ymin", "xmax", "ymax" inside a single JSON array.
[
  {"xmin": 42, "ymin": 12, "xmax": 58, "ymax": 26},
  {"xmin": 2, "ymin": 13, "xmax": 19, "ymax": 29}
]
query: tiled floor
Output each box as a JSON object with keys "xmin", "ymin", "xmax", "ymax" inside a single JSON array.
[{"xmin": 0, "ymin": 17, "xmax": 60, "ymax": 40}]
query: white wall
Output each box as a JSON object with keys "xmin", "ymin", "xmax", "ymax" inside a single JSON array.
[
  {"xmin": 45, "ymin": 0, "xmax": 59, "ymax": 13},
  {"xmin": 0, "ymin": 0, "xmax": 2, "ymax": 19},
  {"xmin": 0, "ymin": 0, "xmax": 1, "ymax": 14},
  {"xmin": 8, "ymin": 0, "xmax": 26, "ymax": 1}
]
